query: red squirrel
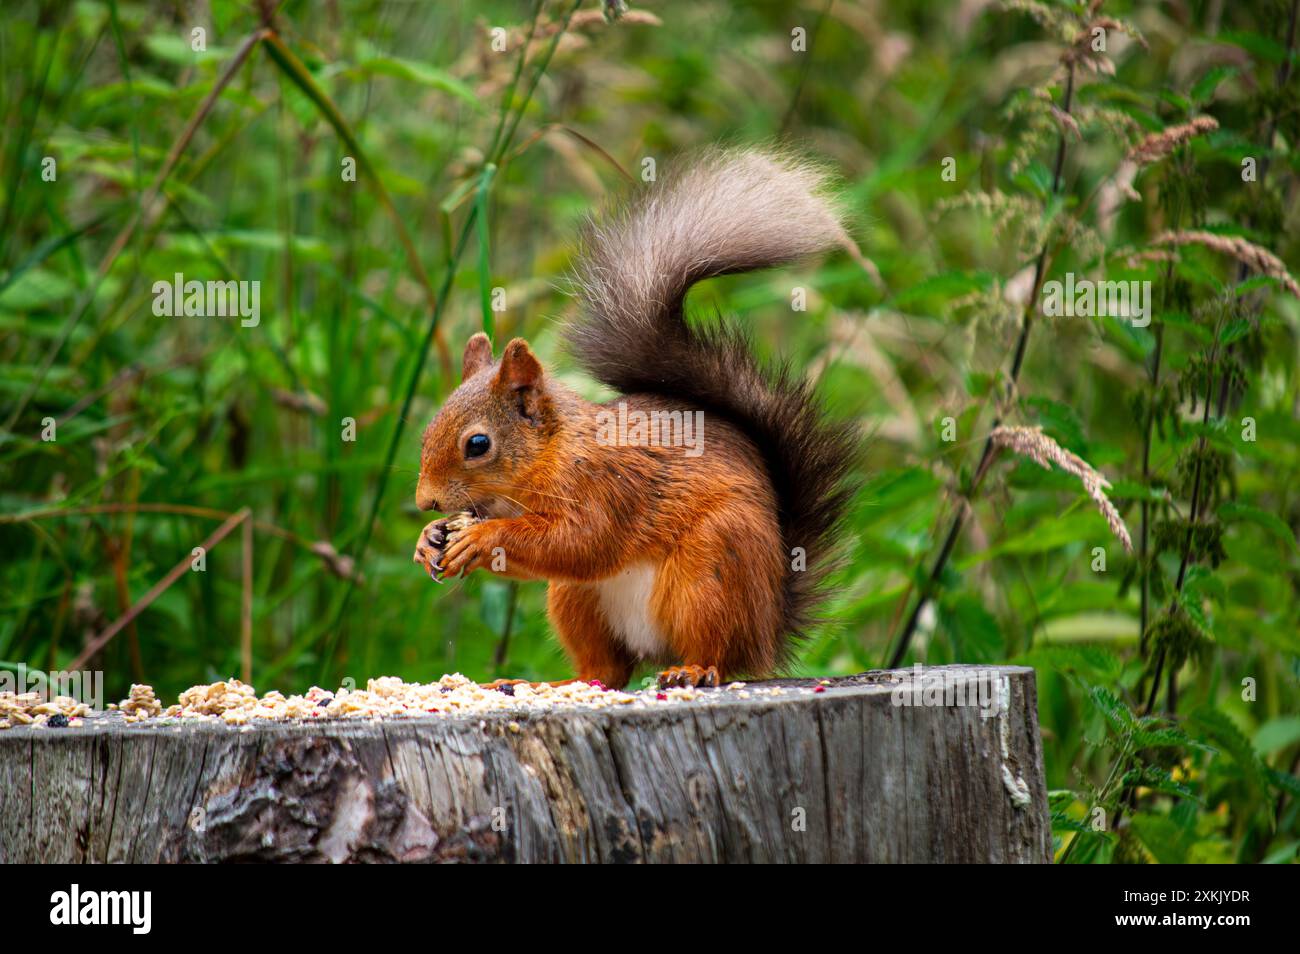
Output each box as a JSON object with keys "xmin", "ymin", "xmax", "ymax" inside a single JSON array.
[{"xmin": 413, "ymin": 148, "xmax": 857, "ymax": 689}]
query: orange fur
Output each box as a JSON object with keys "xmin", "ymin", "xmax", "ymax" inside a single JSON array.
[
  {"xmin": 416, "ymin": 149, "xmax": 857, "ymax": 689},
  {"xmin": 420, "ymin": 351, "xmax": 785, "ymax": 687}
]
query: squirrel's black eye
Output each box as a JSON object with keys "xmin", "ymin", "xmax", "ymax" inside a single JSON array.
[{"xmin": 465, "ymin": 434, "xmax": 491, "ymax": 459}]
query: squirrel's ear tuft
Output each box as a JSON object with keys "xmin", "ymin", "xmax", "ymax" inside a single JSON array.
[
  {"xmin": 462, "ymin": 332, "xmax": 493, "ymax": 381},
  {"xmin": 496, "ymin": 338, "xmax": 543, "ymax": 393}
]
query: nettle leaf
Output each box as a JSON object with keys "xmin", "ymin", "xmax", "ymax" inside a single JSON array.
[
  {"xmin": 1177, "ymin": 582, "xmax": 1222, "ymax": 643},
  {"xmin": 1235, "ymin": 273, "xmax": 1286, "ymax": 297},
  {"xmin": 1129, "ymin": 725, "xmax": 1200, "ymax": 750},
  {"xmin": 1219, "ymin": 30, "xmax": 1289, "ymax": 63},
  {"xmin": 1026, "ymin": 396, "xmax": 1086, "ymax": 452},
  {"xmin": 1218, "ymin": 502, "xmax": 1299, "ymax": 554},
  {"xmin": 1035, "ymin": 613, "xmax": 1138, "ymax": 644},
  {"xmin": 858, "ymin": 468, "xmax": 943, "ymax": 520},
  {"xmin": 1107, "ymin": 479, "xmax": 1168, "ymax": 503},
  {"xmin": 963, "ymin": 511, "xmax": 1102, "ymax": 564},
  {"xmin": 1132, "ymin": 812, "xmax": 1194, "ymax": 864},
  {"xmin": 1188, "ymin": 706, "xmax": 1269, "ymax": 797},
  {"xmin": 1016, "ymin": 645, "xmax": 1124, "ymax": 685},
  {"xmin": 1088, "ymin": 686, "xmax": 1137, "ymax": 736},
  {"xmin": 1048, "ymin": 790, "xmax": 1079, "ymax": 813},
  {"xmin": 1158, "ymin": 89, "xmax": 1192, "ymax": 114},
  {"xmin": 1203, "ymin": 129, "xmax": 1269, "ymax": 163},
  {"xmin": 1051, "ymin": 811, "xmax": 1097, "ymax": 834},
  {"xmin": 893, "ymin": 269, "xmax": 995, "ymax": 310},
  {"xmin": 1267, "ymin": 769, "xmax": 1300, "ymax": 799},
  {"xmin": 1157, "ymin": 309, "xmax": 1214, "ymax": 344},
  {"xmin": 348, "ymin": 56, "xmax": 479, "ymax": 106},
  {"xmin": 1190, "ymin": 65, "xmax": 1237, "ymax": 103},
  {"xmin": 0, "ymin": 268, "xmax": 78, "ymax": 310},
  {"xmin": 1121, "ymin": 766, "xmax": 1200, "ymax": 802},
  {"xmin": 1012, "ymin": 161, "xmax": 1053, "ymax": 201},
  {"xmin": 938, "ymin": 592, "xmax": 1002, "ymax": 662},
  {"xmin": 1261, "ymin": 841, "xmax": 1300, "ymax": 864},
  {"xmin": 1255, "ymin": 716, "xmax": 1300, "ymax": 755},
  {"xmin": 1177, "ymin": 587, "xmax": 1215, "ymax": 642},
  {"xmin": 1218, "ymin": 317, "xmax": 1253, "ymax": 345}
]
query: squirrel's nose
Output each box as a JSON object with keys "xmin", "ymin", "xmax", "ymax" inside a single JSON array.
[{"xmin": 415, "ymin": 476, "xmax": 439, "ymax": 512}]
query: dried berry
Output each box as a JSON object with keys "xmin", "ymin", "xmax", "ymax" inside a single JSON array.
[
  {"xmin": 497, "ymin": 683, "xmax": 515, "ymax": 696},
  {"xmin": 46, "ymin": 714, "xmax": 69, "ymax": 728}
]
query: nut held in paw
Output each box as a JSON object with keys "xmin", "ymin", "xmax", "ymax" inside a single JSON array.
[{"xmin": 413, "ymin": 511, "xmax": 480, "ymax": 581}]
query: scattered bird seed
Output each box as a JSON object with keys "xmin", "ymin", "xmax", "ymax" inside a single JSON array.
[{"xmin": 1, "ymin": 672, "xmax": 826, "ymax": 730}]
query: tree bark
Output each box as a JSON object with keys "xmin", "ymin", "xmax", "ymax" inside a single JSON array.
[{"xmin": 0, "ymin": 665, "xmax": 1051, "ymax": 863}]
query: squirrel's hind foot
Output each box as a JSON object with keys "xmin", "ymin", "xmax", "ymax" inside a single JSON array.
[{"xmin": 657, "ymin": 665, "xmax": 721, "ymax": 689}]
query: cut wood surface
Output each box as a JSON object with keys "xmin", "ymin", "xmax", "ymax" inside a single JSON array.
[{"xmin": 0, "ymin": 665, "xmax": 1051, "ymax": 863}]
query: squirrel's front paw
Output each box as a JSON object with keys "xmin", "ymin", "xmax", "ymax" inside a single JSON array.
[
  {"xmin": 414, "ymin": 512, "xmax": 482, "ymax": 581},
  {"xmin": 413, "ymin": 518, "xmax": 448, "ymax": 581},
  {"xmin": 439, "ymin": 521, "xmax": 495, "ymax": 579}
]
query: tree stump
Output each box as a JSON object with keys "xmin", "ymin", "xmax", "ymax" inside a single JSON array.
[{"xmin": 0, "ymin": 665, "xmax": 1051, "ymax": 863}]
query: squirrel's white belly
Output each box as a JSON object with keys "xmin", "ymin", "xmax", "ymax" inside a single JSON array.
[{"xmin": 595, "ymin": 562, "xmax": 668, "ymax": 659}]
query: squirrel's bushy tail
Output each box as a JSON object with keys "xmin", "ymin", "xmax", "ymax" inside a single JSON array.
[{"xmin": 567, "ymin": 147, "xmax": 858, "ymax": 652}]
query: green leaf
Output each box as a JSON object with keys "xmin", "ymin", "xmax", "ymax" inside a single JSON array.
[
  {"xmin": 893, "ymin": 269, "xmax": 995, "ymax": 309},
  {"xmin": 1107, "ymin": 479, "xmax": 1169, "ymax": 503},
  {"xmin": 1015, "ymin": 644, "xmax": 1124, "ymax": 684},
  {"xmin": 1131, "ymin": 812, "xmax": 1192, "ymax": 864},
  {"xmin": 0, "ymin": 268, "xmax": 78, "ymax": 310},
  {"xmin": 1188, "ymin": 706, "xmax": 1269, "ymax": 798},
  {"xmin": 857, "ymin": 467, "xmax": 942, "ymax": 522},
  {"xmin": 1267, "ymin": 769, "xmax": 1300, "ymax": 799},
  {"xmin": 1176, "ymin": 588, "xmax": 1214, "ymax": 641},
  {"xmin": 350, "ymin": 55, "xmax": 479, "ymax": 106},
  {"xmin": 1130, "ymin": 725, "xmax": 1200, "ymax": 750},
  {"xmin": 1088, "ymin": 686, "xmax": 1136, "ymax": 736},
  {"xmin": 1219, "ymin": 30, "xmax": 1288, "ymax": 63},
  {"xmin": 1218, "ymin": 317, "xmax": 1252, "ymax": 345},
  {"xmin": 142, "ymin": 33, "xmax": 231, "ymax": 65},
  {"xmin": 1035, "ymin": 613, "xmax": 1138, "ymax": 644},
  {"xmin": 1182, "ymin": 565, "xmax": 1226, "ymax": 605},
  {"xmin": 1121, "ymin": 766, "xmax": 1199, "ymax": 802},
  {"xmin": 960, "ymin": 511, "xmax": 1104, "ymax": 565},
  {"xmin": 1218, "ymin": 502, "xmax": 1299, "ymax": 554},
  {"xmin": 937, "ymin": 592, "xmax": 1002, "ymax": 662},
  {"xmin": 1255, "ymin": 716, "xmax": 1300, "ymax": 755},
  {"xmin": 1190, "ymin": 66, "xmax": 1237, "ymax": 103},
  {"xmin": 1026, "ymin": 396, "xmax": 1085, "ymax": 452},
  {"xmin": 1012, "ymin": 161, "xmax": 1053, "ymax": 201},
  {"xmin": 1262, "ymin": 840, "xmax": 1300, "ymax": 864}
]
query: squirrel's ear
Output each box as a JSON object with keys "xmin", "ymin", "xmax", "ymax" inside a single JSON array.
[
  {"xmin": 461, "ymin": 332, "xmax": 493, "ymax": 380},
  {"xmin": 496, "ymin": 338, "xmax": 543, "ymax": 392},
  {"xmin": 495, "ymin": 338, "xmax": 547, "ymax": 421}
]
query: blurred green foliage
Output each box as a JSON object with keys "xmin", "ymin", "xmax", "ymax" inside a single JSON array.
[{"xmin": 0, "ymin": 0, "xmax": 1297, "ymax": 862}]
